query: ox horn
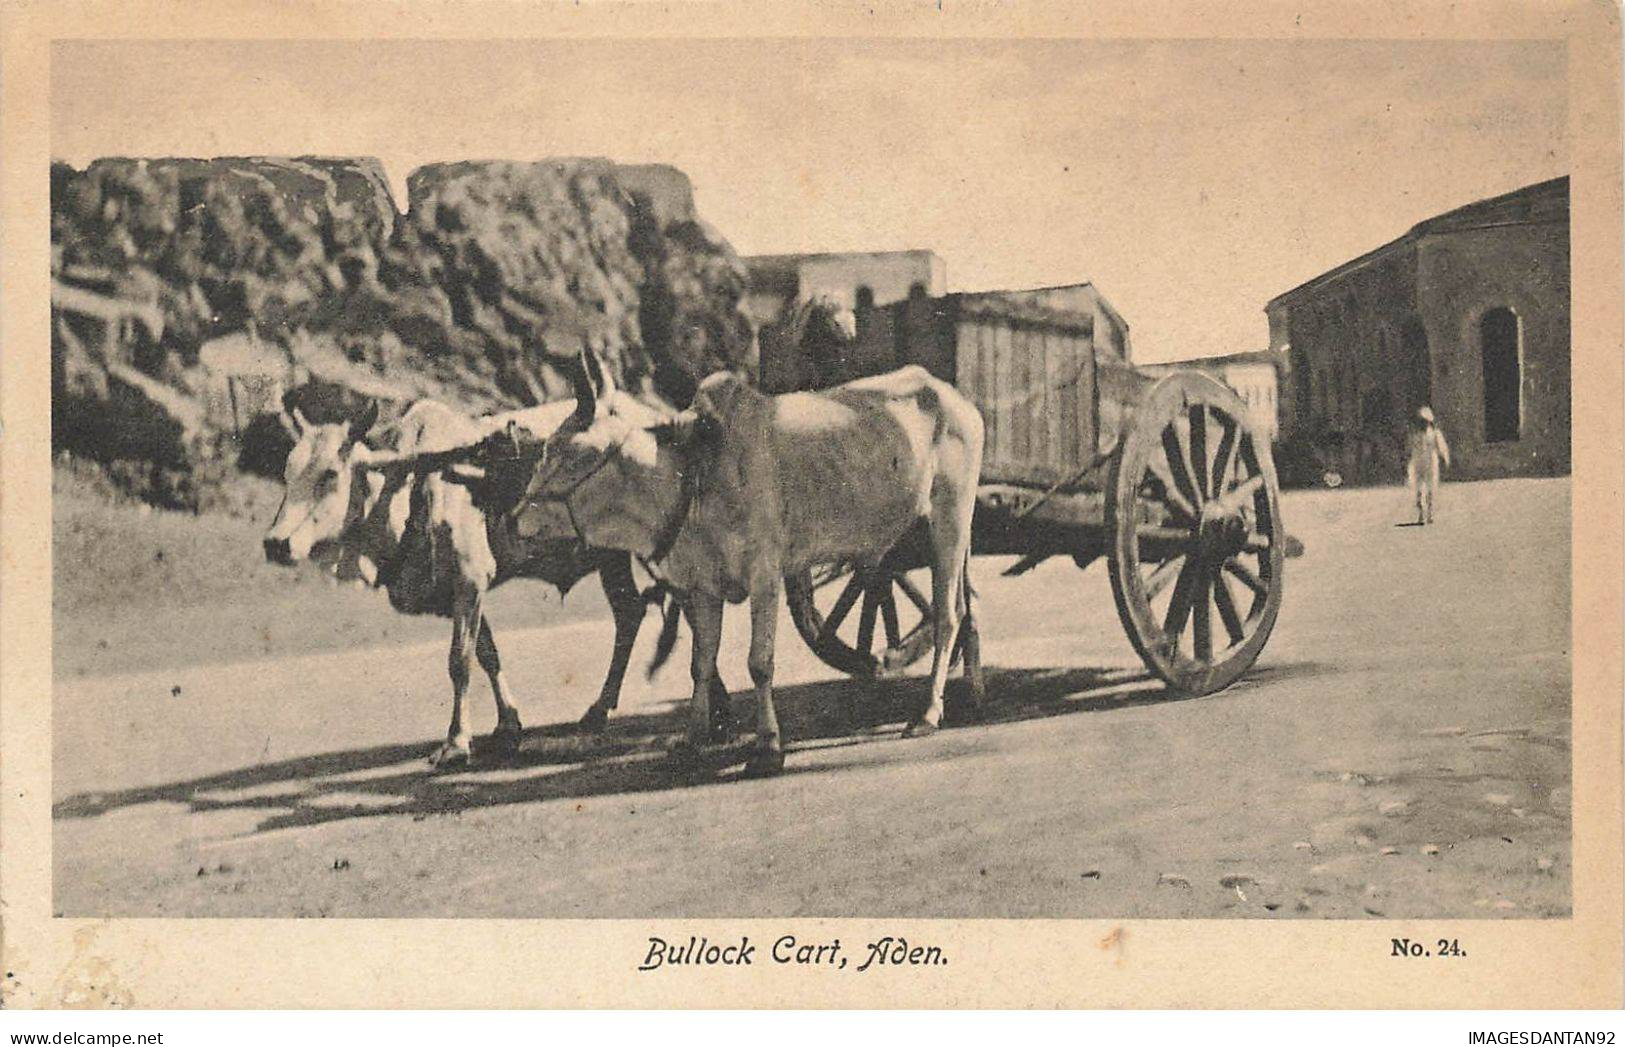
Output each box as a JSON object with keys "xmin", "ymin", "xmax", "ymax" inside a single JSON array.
[
  {"xmin": 585, "ymin": 348, "xmax": 615, "ymax": 400},
  {"xmin": 567, "ymin": 348, "xmax": 620, "ymax": 426},
  {"xmin": 572, "ymin": 351, "xmax": 598, "ymax": 425}
]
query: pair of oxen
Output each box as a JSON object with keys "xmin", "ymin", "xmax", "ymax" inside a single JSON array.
[{"xmin": 263, "ymin": 350, "xmax": 986, "ymax": 778}]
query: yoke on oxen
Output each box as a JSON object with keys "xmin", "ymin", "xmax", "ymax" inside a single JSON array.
[
  {"xmin": 261, "ymin": 395, "xmax": 722, "ymax": 770},
  {"xmin": 504, "ymin": 349, "xmax": 988, "ymax": 778}
]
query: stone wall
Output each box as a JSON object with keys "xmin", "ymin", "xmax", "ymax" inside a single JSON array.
[
  {"xmin": 1266, "ymin": 178, "xmax": 1570, "ymax": 486},
  {"xmin": 1415, "ymin": 222, "xmax": 1570, "ymax": 480},
  {"xmin": 1270, "ymin": 245, "xmax": 1423, "ymax": 483}
]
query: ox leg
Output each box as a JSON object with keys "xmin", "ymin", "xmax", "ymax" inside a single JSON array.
[
  {"xmin": 907, "ymin": 510, "xmax": 977, "ymax": 737},
  {"xmin": 670, "ymin": 593, "xmax": 724, "ymax": 773},
  {"xmin": 708, "ymin": 672, "xmax": 736, "ymax": 744},
  {"xmin": 430, "ymin": 587, "xmax": 482, "ymax": 769},
  {"xmin": 903, "ymin": 563, "xmax": 962, "ymax": 738},
  {"xmin": 949, "ymin": 561, "xmax": 986, "ymax": 724},
  {"xmin": 475, "ymin": 618, "xmax": 523, "ymax": 757},
  {"xmin": 743, "ymin": 584, "xmax": 785, "ymax": 778},
  {"xmin": 580, "ymin": 554, "xmax": 642, "ymax": 734}
]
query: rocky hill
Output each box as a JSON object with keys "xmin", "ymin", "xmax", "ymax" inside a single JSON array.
[{"xmin": 50, "ymin": 156, "xmax": 755, "ymax": 509}]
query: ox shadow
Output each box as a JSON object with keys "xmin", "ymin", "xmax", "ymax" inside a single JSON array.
[{"xmin": 54, "ymin": 659, "xmax": 1331, "ymax": 836}]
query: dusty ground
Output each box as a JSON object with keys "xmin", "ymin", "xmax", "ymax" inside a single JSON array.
[
  {"xmin": 52, "ymin": 468, "xmax": 607, "ymax": 678},
  {"xmin": 52, "ymin": 475, "xmax": 1570, "ymax": 918}
]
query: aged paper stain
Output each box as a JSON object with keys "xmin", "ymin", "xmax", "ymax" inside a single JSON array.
[
  {"xmin": 46, "ymin": 925, "xmax": 135, "ymax": 1008},
  {"xmin": 1098, "ymin": 925, "xmax": 1127, "ymax": 967}
]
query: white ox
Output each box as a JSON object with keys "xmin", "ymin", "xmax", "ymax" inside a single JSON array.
[
  {"xmin": 514, "ymin": 351, "xmax": 986, "ymax": 777},
  {"xmin": 262, "ymin": 396, "xmax": 724, "ymax": 768}
]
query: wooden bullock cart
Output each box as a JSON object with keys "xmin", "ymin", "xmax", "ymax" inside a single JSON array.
[{"xmin": 764, "ymin": 292, "xmax": 1287, "ymax": 696}]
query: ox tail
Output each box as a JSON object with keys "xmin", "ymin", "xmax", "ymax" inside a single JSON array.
[
  {"xmin": 643, "ymin": 585, "xmax": 685, "ymax": 679},
  {"xmin": 923, "ymin": 384, "xmax": 948, "ymax": 446},
  {"xmin": 949, "ymin": 555, "xmax": 975, "ymax": 669}
]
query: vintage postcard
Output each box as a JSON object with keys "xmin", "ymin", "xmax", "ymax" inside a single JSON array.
[{"xmin": 1, "ymin": 0, "xmax": 1620, "ymax": 1010}]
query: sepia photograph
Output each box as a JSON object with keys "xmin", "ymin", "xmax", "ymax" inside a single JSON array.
[{"xmin": 3, "ymin": 0, "xmax": 1620, "ymax": 1012}]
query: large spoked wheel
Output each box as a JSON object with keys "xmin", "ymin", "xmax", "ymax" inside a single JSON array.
[
  {"xmin": 785, "ymin": 561, "xmax": 936, "ymax": 677},
  {"xmin": 1106, "ymin": 373, "xmax": 1286, "ymax": 696}
]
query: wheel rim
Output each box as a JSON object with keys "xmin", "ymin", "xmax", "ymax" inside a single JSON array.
[
  {"xmin": 1106, "ymin": 373, "xmax": 1286, "ymax": 695},
  {"xmin": 785, "ymin": 561, "xmax": 936, "ymax": 677}
]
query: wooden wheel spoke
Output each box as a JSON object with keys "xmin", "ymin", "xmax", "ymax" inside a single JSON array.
[
  {"xmin": 1163, "ymin": 558, "xmax": 1200, "ymax": 640},
  {"xmin": 1107, "ymin": 374, "xmax": 1284, "ymax": 697},
  {"xmin": 1137, "ymin": 524, "xmax": 1197, "ymax": 545},
  {"xmin": 1191, "ymin": 564, "xmax": 1213, "ymax": 662},
  {"xmin": 1142, "ymin": 469, "xmax": 1198, "ymax": 526},
  {"xmin": 856, "ymin": 588, "xmax": 879, "ymax": 653},
  {"xmin": 894, "ymin": 573, "xmax": 932, "ymax": 616},
  {"xmin": 1161, "ymin": 425, "xmax": 1203, "ymax": 511},
  {"xmin": 821, "ymin": 574, "xmax": 865, "ymax": 638},
  {"xmin": 811, "ymin": 562, "xmax": 853, "ymax": 590},
  {"xmin": 1239, "ymin": 434, "xmax": 1276, "ymax": 523},
  {"xmin": 1212, "ymin": 569, "xmax": 1246, "ymax": 644},
  {"xmin": 1211, "ymin": 418, "xmax": 1240, "ymax": 497},
  {"xmin": 880, "ymin": 589, "xmax": 901, "ymax": 649},
  {"xmin": 1213, "ymin": 473, "xmax": 1266, "ymax": 513},
  {"xmin": 1188, "ymin": 404, "xmax": 1209, "ymax": 501},
  {"xmin": 1223, "ymin": 558, "xmax": 1268, "ymax": 599},
  {"xmin": 1142, "ymin": 553, "xmax": 1186, "ymax": 601},
  {"xmin": 787, "ymin": 564, "xmax": 936, "ymax": 679}
]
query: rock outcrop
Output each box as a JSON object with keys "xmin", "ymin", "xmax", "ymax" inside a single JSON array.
[{"xmin": 50, "ymin": 155, "xmax": 755, "ymax": 508}]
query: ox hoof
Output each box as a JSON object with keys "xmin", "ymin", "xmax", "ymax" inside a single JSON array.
[
  {"xmin": 483, "ymin": 725, "xmax": 523, "ymax": 759},
  {"xmin": 902, "ymin": 719, "xmax": 940, "ymax": 740},
  {"xmin": 578, "ymin": 706, "xmax": 610, "ymax": 734},
  {"xmin": 428, "ymin": 741, "xmax": 472, "ymax": 770},
  {"xmin": 742, "ymin": 748, "xmax": 785, "ymax": 779}
]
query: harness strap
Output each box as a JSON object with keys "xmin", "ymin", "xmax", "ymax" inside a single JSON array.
[
  {"xmin": 355, "ymin": 470, "xmax": 419, "ymax": 590},
  {"xmin": 537, "ymin": 429, "xmax": 701, "ymax": 568},
  {"xmin": 646, "ymin": 460, "xmax": 699, "ymax": 565}
]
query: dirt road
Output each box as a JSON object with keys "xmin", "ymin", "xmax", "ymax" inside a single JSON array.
[{"xmin": 53, "ymin": 477, "xmax": 1570, "ymax": 918}]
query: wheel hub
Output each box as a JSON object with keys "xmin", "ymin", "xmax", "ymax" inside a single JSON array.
[{"xmin": 1197, "ymin": 500, "xmax": 1250, "ymax": 560}]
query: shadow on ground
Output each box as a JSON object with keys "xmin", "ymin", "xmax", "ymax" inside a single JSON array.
[{"xmin": 55, "ymin": 660, "xmax": 1334, "ymax": 835}]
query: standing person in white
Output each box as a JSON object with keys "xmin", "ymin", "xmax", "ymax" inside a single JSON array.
[{"xmin": 1406, "ymin": 406, "xmax": 1451, "ymax": 525}]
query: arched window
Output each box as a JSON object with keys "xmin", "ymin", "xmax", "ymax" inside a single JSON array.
[
  {"xmin": 1480, "ymin": 307, "xmax": 1521, "ymax": 442},
  {"xmin": 854, "ymin": 285, "xmax": 875, "ymax": 312}
]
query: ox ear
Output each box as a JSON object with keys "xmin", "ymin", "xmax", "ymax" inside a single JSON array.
[
  {"xmin": 347, "ymin": 400, "xmax": 380, "ymax": 446},
  {"xmin": 652, "ymin": 408, "xmax": 719, "ymax": 449}
]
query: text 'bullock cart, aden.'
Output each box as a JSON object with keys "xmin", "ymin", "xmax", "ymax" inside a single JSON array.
[{"xmin": 763, "ymin": 291, "xmax": 1287, "ymax": 697}]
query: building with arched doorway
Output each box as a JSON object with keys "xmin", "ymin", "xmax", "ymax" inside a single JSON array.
[{"xmin": 1264, "ymin": 176, "xmax": 1569, "ymax": 483}]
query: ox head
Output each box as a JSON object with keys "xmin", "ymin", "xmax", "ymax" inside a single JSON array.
[
  {"xmin": 263, "ymin": 400, "xmax": 380, "ymax": 566},
  {"xmin": 513, "ymin": 351, "xmax": 693, "ymax": 543}
]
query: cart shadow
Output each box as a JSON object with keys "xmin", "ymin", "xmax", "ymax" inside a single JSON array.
[{"xmin": 54, "ymin": 659, "xmax": 1331, "ymax": 837}]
